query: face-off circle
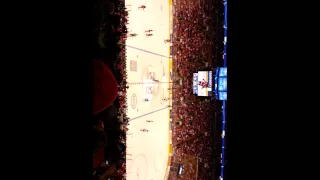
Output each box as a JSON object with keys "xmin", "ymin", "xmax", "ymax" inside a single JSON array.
[
  {"xmin": 141, "ymin": 66, "xmax": 161, "ymax": 98},
  {"xmin": 127, "ymin": 154, "xmax": 148, "ymax": 180}
]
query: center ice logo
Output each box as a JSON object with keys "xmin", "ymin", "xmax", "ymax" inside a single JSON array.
[{"xmin": 141, "ymin": 66, "xmax": 161, "ymax": 99}]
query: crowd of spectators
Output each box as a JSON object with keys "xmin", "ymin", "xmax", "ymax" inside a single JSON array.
[
  {"xmin": 169, "ymin": 0, "xmax": 224, "ymax": 179},
  {"xmin": 92, "ymin": 0, "xmax": 224, "ymax": 179},
  {"xmin": 92, "ymin": 0, "xmax": 131, "ymax": 179}
]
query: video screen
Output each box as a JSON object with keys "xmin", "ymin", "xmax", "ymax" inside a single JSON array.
[
  {"xmin": 215, "ymin": 67, "xmax": 227, "ymax": 100},
  {"xmin": 193, "ymin": 73, "xmax": 198, "ymax": 95},
  {"xmin": 219, "ymin": 67, "xmax": 227, "ymax": 77},
  {"xmin": 218, "ymin": 77, "xmax": 227, "ymax": 91},
  {"xmin": 197, "ymin": 71, "xmax": 213, "ymax": 96},
  {"xmin": 218, "ymin": 91, "xmax": 227, "ymax": 100}
]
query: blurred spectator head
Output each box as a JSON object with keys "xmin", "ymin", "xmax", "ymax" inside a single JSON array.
[{"xmin": 93, "ymin": 126, "xmax": 108, "ymax": 154}]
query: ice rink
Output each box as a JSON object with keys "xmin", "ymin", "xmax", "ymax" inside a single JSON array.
[{"xmin": 125, "ymin": 0, "xmax": 172, "ymax": 180}]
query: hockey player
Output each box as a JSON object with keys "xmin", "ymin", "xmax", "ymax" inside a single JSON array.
[{"xmin": 138, "ymin": 5, "xmax": 146, "ymax": 10}]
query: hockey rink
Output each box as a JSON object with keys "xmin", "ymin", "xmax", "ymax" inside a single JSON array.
[{"xmin": 125, "ymin": 0, "xmax": 172, "ymax": 180}]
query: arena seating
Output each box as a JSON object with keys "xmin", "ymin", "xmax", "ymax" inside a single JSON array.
[{"xmin": 92, "ymin": 0, "xmax": 224, "ymax": 179}]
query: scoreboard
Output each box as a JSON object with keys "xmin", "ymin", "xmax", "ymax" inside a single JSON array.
[{"xmin": 196, "ymin": 71, "xmax": 213, "ymax": 96}]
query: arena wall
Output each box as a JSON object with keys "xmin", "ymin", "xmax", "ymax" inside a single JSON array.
[{"xmin": 165, "ymin": 0, "xmax": 174, "ymax": 179}]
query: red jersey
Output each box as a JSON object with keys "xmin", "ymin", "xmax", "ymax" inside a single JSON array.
[{"xmin": 200, "ymin": 81, "xmax": 208, "ymax": 88}]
